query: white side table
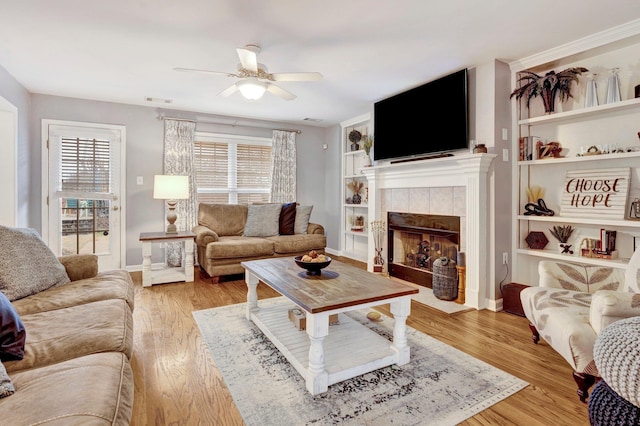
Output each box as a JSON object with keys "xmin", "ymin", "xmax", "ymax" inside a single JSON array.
[{"xmin": 139, "ymin": 231, "xmax": 195, "ymax": 287}]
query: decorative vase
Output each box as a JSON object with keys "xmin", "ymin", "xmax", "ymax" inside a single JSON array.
[
  {"xmin": 350, "ymin": 142, "xmax": 359, "ymax": 151},
  {"xmin": 606, "ymin": 68, "xmax": 621, "ymax": 104},
  {"xmin": 473, "ymin": 144, "xmax": 487, "ymax": 154},
  {"xmin": 352, "ymin": 193, "xmax": 361, "ymax": 204},
  {"xmin": 558, "ymin": 243, "xmax": 574, "ymax": 255},
  {"xmin": 363, "ymin": 155, "xmax": 372, "ymax": 166},
  {"xmin": 540, "ymin": 85, "xmax": 557, "ymax": 114},
  {"xmin": 584, "ymin": 73, "xmax": 599, "ymax": 108}
]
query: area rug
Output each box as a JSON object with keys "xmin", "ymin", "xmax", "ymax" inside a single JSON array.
[{"xmin": 193, "ymin": 298, "xmax": 527, "ymax": 425}]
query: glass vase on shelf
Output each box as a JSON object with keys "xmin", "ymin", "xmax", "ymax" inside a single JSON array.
[
  {"xmin": 584, "ymin": 73, "xmax": 598, "ymax": 108},
  {"xmin": 605, "ymin": 68, "xmax": 621, "ymax": 104}
]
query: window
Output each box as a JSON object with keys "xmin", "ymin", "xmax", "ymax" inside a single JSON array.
[{"xmin": 194, "ymin": 132, "xmax": 272, "ymax": 204}]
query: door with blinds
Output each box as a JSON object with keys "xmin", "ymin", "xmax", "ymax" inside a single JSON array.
[{"xmin": 44, "ymin": 120, "xmax": 125, "ymax": 271}]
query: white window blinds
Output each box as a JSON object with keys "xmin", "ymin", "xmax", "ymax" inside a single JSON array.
[
  {"xmin": 194, "ymin": 133, "xmax": 272, "ymax": 204},
  {"xmin": 59, "ymin": 137, "xmax": 111, "ymax": 194}
]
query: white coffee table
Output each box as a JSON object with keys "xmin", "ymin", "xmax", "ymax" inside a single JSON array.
[{"xmin": 242, "ymin": 257, "xmax": 418, "ymax": 395}]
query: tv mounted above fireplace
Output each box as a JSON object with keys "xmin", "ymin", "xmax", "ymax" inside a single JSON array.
[{"xmin": 373, "ymin": 68, "xmax": 469, "ymax": 162}]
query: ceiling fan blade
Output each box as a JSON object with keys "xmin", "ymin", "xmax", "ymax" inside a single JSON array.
[
  {"xmin": 236, "ymin": 46, "xmax": 259, "ymax": 72},
  {"xmin": 174, "ymin": 67, "xmax": 237, "ymax": 77},
  {"xmin": 270, "ymin": 72, "xmax": 323, "ymax": 82},
  {"xmin": 266, "ymin": 84, "xmax": 296, "ymax": 101},
  {"xmin": 218, "ymin": 83, "xmax": 239, "ymax": 97}
]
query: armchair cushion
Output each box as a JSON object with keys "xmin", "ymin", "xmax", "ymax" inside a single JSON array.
[
  {"xmin": 590, "ymin": 291, "xmax": 640, "ymax": 334},
  {"xmin": 0, "ymin": 292, "xmax": 25, "ymax": 362},
  {"xmin": 521, "ymin": 286, "xmax": 595, "ymax": 372},
  {"xmin": 0, "ymin": 226, "xmax": 70, "ymax": 301},
  {"xmin": 539, "ymin": 260, "xmax": 625, "ymax": 293}
]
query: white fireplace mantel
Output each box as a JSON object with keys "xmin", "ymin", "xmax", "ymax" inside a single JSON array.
[{"xmin": 362, "ymin": 153, "xmax": 497, "ymax": 310}]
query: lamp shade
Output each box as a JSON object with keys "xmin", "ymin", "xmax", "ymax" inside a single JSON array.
[
  {"xmin": 153, "ymin": 175, "xmax": 189, "ymax": 200},
  {"xmin": 237, "ymin": 78, "xmax": 268, "ymax": 100}
]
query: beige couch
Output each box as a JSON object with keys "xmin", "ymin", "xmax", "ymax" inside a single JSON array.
[
  {"xmin": 0, "ymin": 254, "xmax": 134, "ymax": 425},
  {"xmin": 193, "ymin": 203, "xmax": 326, "ymax": 281}
]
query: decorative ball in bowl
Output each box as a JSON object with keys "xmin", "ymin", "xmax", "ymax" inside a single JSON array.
[{"xmin": 294, "ymin": 253, "xmax": 332, "ymax": 276}]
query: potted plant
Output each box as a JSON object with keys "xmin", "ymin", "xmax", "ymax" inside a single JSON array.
[
  {"xmin": 510, "ymin": 67, "xmax": 588, "ymax": 114},
  {"xmin": 549, "ymin": 225, "xmax": 575, "ymax": 254}
]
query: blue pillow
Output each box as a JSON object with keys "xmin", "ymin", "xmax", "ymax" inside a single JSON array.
[{"xmin": 0, "ymin": 292, "xmax": 25, "ymax": 361}]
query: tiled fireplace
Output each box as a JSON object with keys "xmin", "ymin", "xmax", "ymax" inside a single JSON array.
[{"xmin": 362, "ymin": 153, "xmax": 495, "ymax": 309}]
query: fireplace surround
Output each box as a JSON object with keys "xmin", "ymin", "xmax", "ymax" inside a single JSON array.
[{"xmin": 362, "ymin": 153, "xmax": 496, "ymax": 309}]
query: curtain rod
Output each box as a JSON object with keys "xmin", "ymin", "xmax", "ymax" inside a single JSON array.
[{"xmin": 157, "ymin": 115, "xmax": 302, "ymax": 134}]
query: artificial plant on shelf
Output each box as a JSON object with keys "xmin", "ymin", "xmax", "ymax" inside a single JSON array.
[
  {"xmin": 549, "ymin": 225, "xmax": 575, "ymax": 254},
  {"xmin": 510, "ymin": 67, "xmax": 588, "ymax": 114},
  {"xmin": 362, "ymin": 136, "xmax": 373, "ymax": 166},
  {"xmin": 347, "ymin": 179, "xmax": 364, "ymax": 204}
]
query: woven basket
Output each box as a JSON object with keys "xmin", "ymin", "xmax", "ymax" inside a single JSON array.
[{"xmin": 432, "ymin": 257, "xmax": 458, "ymax": 300}]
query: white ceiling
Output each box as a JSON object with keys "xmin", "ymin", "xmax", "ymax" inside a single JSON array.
[{"xmin": 2, "ymin": 1, "xmax": 640, "ymax": 127}]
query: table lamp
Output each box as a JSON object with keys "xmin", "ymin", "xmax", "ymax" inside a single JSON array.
[{"xmin": 153, "ymin": 175, "xmax": 189, "ymax": 233}]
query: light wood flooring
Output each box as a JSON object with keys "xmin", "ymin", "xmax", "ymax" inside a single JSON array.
[{"xmin": 130, "ymin": 258, "xmax": 590, "ymax": 425}]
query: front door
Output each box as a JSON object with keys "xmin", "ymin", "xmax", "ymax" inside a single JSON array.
[{"xmin": 43, "ymin": 120, "xmax": 126, "ymax": 271}]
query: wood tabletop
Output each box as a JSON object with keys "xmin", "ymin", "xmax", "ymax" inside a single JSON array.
[
  {"xmin": 242, "ymin": 257, "xmax": 418, "ymax": 313},
  {"xmin": 139, "ymin": 231, "xmax": 196, "ymax": 241}
]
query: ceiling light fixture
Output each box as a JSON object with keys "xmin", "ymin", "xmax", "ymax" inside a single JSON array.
[{"xmin": 237, "ymin": 78, "xmax": 268, "ymax": 100}]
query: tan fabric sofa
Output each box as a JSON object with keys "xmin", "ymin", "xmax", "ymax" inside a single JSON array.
[
  {"xmin": 0, "ymin": 254, "xmax": 134, "ymax": 425},
  {"xmin": 193, "ymin": 203, "xmax": 327, "ymax": 281}
]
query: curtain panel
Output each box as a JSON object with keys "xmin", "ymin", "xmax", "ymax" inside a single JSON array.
[
  {"xmin": 269, "ymin": 130, "xmax": 297, "ymax": 203},
  {"xmin": 163, "ymin": 119, "xmax": 197, "ymax": 267}
]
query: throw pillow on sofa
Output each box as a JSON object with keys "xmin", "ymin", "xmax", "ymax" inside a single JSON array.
[
  {"xmin": 0, "ymin": 226, "xmax": 70, "ymax": 301},
  {"xmin": 243, "ymin": 204, "xmax": 282, "ymax": 237},
  {"xmin": 0, "ymin": 292, "xmax": 25, "ymax": 362},
  {"xmin": 279, "ymin": 202, "xmax": 297, "ymax": 235},
  {"xmin": 294, "ymin": 205, "xmax": 313, "ymax": 234}
]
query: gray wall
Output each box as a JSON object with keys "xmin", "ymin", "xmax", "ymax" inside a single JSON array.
[
  {"xmin": 29, "ymin": 94, "xmax": 328, "ymax": 267},
  {"xmin": 0, "ymin": 64, "xmax": 31, "ymax": 227}
]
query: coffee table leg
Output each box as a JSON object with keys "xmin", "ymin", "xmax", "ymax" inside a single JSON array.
[
  {"xmin": 245, "ymin": 270, "xmax": 259, "ymax": 321},
  {"xmin": 390, "ymin": 296, "xmax": 411, "ymax": 365},
  {"xmin": 306, "ymin": 313, "xmax": 329, "ymax": 395}
]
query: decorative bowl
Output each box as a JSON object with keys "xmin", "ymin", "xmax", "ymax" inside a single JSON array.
[{"xmin": 294, "ymin": 255, "xmax": 332, "ymax": 275}]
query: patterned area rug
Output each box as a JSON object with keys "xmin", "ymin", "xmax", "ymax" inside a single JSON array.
[{"xmin": 193, "ymin": 298, "xmax": 527, "ymax": 426}]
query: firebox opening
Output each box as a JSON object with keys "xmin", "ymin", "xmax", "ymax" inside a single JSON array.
[{"xmin": 387, "ymin": 212, "xmax": 460, "ymax": 288}]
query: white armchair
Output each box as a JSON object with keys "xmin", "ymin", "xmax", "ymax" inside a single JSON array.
[{"xmin": 520, "ymin": 249, "xmax": 640, "ymax": 402}]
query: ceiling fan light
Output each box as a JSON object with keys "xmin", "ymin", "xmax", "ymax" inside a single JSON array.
[{"xmin": 237, "ymin": 79, "xmax": 268, "ymax": 100}]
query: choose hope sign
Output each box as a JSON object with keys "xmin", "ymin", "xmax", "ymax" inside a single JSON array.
[{"xmin": 560, "ymin": 167, "xmax": 630, "ymax": 219}]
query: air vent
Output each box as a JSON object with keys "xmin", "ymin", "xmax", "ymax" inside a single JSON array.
[
  {"xmin": 303, "ymin": 118, "xmax": 323, "ymax": 122},
  {"xmin": 145, "ymin": 97, "xmax": 173, "ymax": 104}
]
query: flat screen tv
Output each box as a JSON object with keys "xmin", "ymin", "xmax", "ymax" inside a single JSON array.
[{"xmin": 373, "ymin": 68, "xmax": 468, "ymax": 162}]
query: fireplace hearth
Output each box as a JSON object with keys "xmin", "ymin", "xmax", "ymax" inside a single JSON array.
[{"xmin": 387, "ymin": 212, "xmax": 460, "ymax": 288}]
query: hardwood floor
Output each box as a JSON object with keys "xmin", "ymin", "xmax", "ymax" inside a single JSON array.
[{"xmin": 130, "ymin": 258, "xmax": 590, "ymax": 425}]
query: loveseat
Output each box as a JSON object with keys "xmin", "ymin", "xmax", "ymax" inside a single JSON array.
[
  {"xmin": 520, "ymin": 248, "xmax": 640, "ymax": 402},
  {"xmin": 193, "ymin": 203, "xmax": 326, "ymax": 282},
  {"xmin": 0, "ymin": 226, "xmax": 134, "ymax": 425}
]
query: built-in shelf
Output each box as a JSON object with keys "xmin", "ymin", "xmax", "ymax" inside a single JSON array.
[
  {"xmin": 517, "ymin": 215, "xmax": 640, "ymax": 228},
  {"xmin": 517, "ymin": 248, "xmax": 629, "ymax": 269},
  {"xmin": 517, "ymin": 150, "xmax": 640, "ymax": 166},
  {"xmin": 344, "ymin": 203, "xmax": 368, "ymax": 209},
  {"xmin": 344, "ymin": 150, "xmax": 365, "ymax": 156},
  {"xmin": 344, "ymin": 231, "xmax": 368, "ymax": 237},
  {"xmin": 518, "ymin": 97, "xmax": 640, "ymax": 126}
]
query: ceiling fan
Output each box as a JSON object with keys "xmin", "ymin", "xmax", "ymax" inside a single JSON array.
[{"xmin": 174, "ymin": 44, "xmax": 322, "ymax": 101}]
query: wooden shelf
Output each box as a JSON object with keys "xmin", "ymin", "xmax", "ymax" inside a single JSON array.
[
  {"xmin": 517, "ymin": 215, "xmax": 640, "ymax": 228},
  {"xmin": 518, "ymin": 97, "xmax": 640, "ymax": 126},
  {"xmin": 517, "ymin": 150, "xmax": 640, "ymax": 166},
  {"xmin": 517, "ymin": 248, "xmax": 629, "ymax": 269}
]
